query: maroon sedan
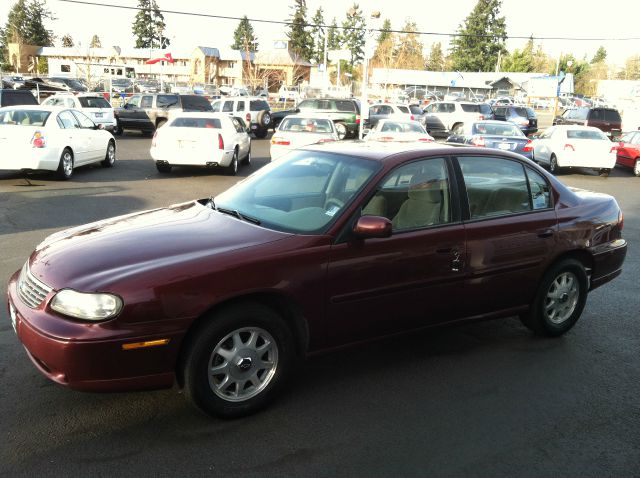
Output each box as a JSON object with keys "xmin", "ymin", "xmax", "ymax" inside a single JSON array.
[
  {"xmin": 7, "ymin": 142, "xmax": 627, "ymax": 418},
  {"xmin": 615, "ymin": 131, "xmax": 640, "ymax": 176}
]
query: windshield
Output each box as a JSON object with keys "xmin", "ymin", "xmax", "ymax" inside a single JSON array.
[{"xmin": 215, "ymin": 150, "xmax": 380, "ymax": 234}]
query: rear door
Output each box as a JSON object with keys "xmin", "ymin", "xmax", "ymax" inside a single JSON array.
[{"xmin": 456, "ymin": 154, "xmax": 557, "ymax": 317}]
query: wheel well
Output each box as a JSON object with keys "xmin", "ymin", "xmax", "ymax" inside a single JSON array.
[
  {"xmin": 550, "ymin": 250, "xmax": 594, "ymax": 282},
  {"xmin": 174, "ymin": 293, "xmax": 309, "ymax": 388},
  {"xmin": 156, "ymin": 118, "xmax": 167, "ymax": 127}
]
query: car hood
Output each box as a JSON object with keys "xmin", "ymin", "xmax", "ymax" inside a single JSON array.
[{"xmin": 29, "ymin": 200, "xmax": 291, "ymax": 290}]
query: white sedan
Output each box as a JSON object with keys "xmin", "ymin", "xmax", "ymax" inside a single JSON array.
[
  {"xmin": 150, "ymin": 112, "xmax": 251, "ymax": 175},
  {"xmin": 0, "ymin": 105, "xmax": 116, "ymax": 179},
  {"xmin": 41, "ymin": 93, "xmax": 117, "ymax": 132},
  {"xmin": 270, "ymin": 115, "xmax": 338, "ymax": 161},
  {"xmin": 365, "ymin": 119, "xmax": 435, "ymax": 143},
  {"xmin": 532, "ymin": 125, "xmax": 616, "ymax": 176}
]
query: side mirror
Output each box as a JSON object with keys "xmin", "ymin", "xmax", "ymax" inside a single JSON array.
[{"xmin": 353, "ymin": 216, "xmax": 392, "ymax": 239}]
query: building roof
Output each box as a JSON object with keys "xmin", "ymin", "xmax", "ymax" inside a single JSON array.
[{"xmin": 254, "ymin": 49, "xmax": 312, "ymax": 67}]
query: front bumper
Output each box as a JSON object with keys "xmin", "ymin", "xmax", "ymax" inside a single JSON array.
[{"xmin": 7, "ymin": 272, "xmax": 179, "ymax": 392}]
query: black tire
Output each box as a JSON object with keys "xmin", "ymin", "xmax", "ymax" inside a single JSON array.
[
  {"xmin": 549, "ymin": 154, "xmax": 561, "ymax": 174},
  {"xmin": 225, "ymin": 148, "xmax": 239, "ymax": 175},
  {"xmin": 101, "ymin": 140, "xmax": 116, "ymax": 167},
  {"xmin": 257, "ymin": 110, "xmax": 272, "ymax": 128},
  {"xmin": 335, "ymin": 122, "xmax": 347, "ymax": 140},
  {"xmin": 599, "ymin": 168, "xmax": 611, "ymax": 177},
  {"xmin": 113, "ymin": 119, "xmax": 123, "ymax": 136},
  {"xmin": 182, "ymin": 302, "xmax": 295, "ymax": 418},
  {"xmin": 156, "ymin": 162, "xmax": 172, "ymax": 173},
  {"xmin": 520, "ymin": 259, "xmax": 588, "ymax": 337},
  {"xmin": 57, "ymin": 148, "xmax": 74, "ymax": 180},
  {"xmin": 634, "ymin": 159, "xmax": 640, "ymax": 177},
  {"xmin": 242, "ymin": 145, "xmax": 251, "ymax": 165},
  {"xmin": 254, "ymin": 129, "xmax": 268, "ymax": 139}
]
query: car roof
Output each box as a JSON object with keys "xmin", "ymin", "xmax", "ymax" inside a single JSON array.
[{"xmin": 302, "ymin": 140, "xmax": 466, "ymax": 161}]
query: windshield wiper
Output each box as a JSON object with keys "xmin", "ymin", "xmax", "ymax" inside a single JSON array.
[
  {"xmin": 217, "ymin": 207, "xmax": 261, "ymax": 225},
  {"xmin": 206, "ymin": 196, "xmax": 217, "ymax": 210}
]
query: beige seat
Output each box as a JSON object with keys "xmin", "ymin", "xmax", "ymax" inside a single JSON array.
[
  {"xmin": 362, "ymin": 194, "xmax": 388, "ymax": 217},
  {"xmin": 392, "ymin": 173, "xmax": 443, "ymax": 229}
]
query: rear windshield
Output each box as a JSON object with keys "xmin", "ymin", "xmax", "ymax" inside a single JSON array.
[
  {"xmin": 0, "ymin": 109, "xmax": 51, "ymax": 126},
  {"xmin": 250, "ymin": 100, "xmax": 270, "ymax": 111},
  {"xmin": 335, "ymin": 100, "xmax": 357, "ymax": 112},
  {"xmin": 380, "ymin": 121, "xmax": 425, "ymax": 133},
  {"xmin": 279, "ymin": 117, "xmax": 333, "ymax": 132},
  {"xmin": 180, "ymin": 95, "xmax": 213, "ymax": 111},
  {"xmin": 473, "ymin": 122, "xmax": 523, "ymax": 136},
  {"xmin": 567, "ymin": 129, "xmax": 607, "ymax": 140},
  {"xmin": 595, "ymin": 109, "xmax": 621, "ymax": 122},
  {"xmin": 0, "ymin": 91, "xmax": 38, "ymax": 106},
  {"xmin": 78, "ymin": 97, "xmax": 111, "ymax": 108},
  {"xmin": 397, "ymin": 105, "xmax": 410, "ymax": 114},
  {"xmin": 513, "ymin": 107, "xmax": 529, "ymax": 117},
  {"xmin": 170, "ymin": 117, "xmax": 221, "ymax": 128}
]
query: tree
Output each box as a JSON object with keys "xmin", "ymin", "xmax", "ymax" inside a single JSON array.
[
  {"xmin": 89, "ymin": 34, "xmax": 101, "ymax": 48},
  {"xmin": 327, "ymin": 17, "xmax": 341, "ymax": 50},
  {"xmin": 426, "ymin": 42, "xmax": 445, "ymax": 71},
  {"xmin": 377, "ymin": 18, "xmax": 391, "ymax": 44},
  {"xmin": 341, "ymin": 3, "xmax": 366, "ymax": 66},
  {"xmin": 449, "ymin": 0, "xmax": 507, "ymax": 72},
  {"xmin": 286, "ymin": 0, "xmax": 313, "ymax": 61},
  {"xmin": 231, "ymin": 15, "xmax": 258, "ymax": 52},
  {"xmin": 502, "ymin": 37, "xmax": 536, "ymax": 72},
  {"xmin": 61, "ymin": 34, "xmax": 74, "ymax": 48},
  {"xmin": 309, "ymin": 7, "xmax": 325, "ymax": 64},
  {"xmin": 132, "ymin": 0, "xmax": 169, "ymax": 49},
  {"xmin": 394, "ymin": 20, "xmax": 424, "ymax": 70},
  {"xmin": 591, "ymin": 46, "xmax": 607, "ymax": 64},
  {"xmin": 617, "ymin": 55, "xmax": 640, "ymax": 80},
  {"xmin": 1, "ymin": 0, "xmax": 55, "ymax": 70}
]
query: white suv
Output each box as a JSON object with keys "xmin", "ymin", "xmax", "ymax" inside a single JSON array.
[
  {"xmin": 41, "ymin": 93, "xmax": 117, "ymax": 131},
  {"xmin": 211, "ymin": 96, "xmax": 272, "ymax": 138},
  {"xmin": 422, "ymin": 101, "xmax": 494, "ymax": 138}
]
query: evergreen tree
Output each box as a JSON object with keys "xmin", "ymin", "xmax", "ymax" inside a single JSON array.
[
  {"xmin": 394, "ymin": 21, "xmax": 424, "ymax": 70},
  {"xmin": 309, "ymin": 7, "xmax": 325, "ymax": 64},
  {"xmin": 341, "ymin": 3, "xmax": 366, "ymax": 66},
  {"xmin": 1, "ymin": 0, "xmax": 55, "ymax": 69},
  {"xmin": 591, "ymin": 46, "xmax": 607, "ymax": 64},
  {"xmin": 89, "ymin": 34, "xmax": 101, "ymax": 48},
  {"xmin": 377, "ymin": 18, "xmax": 391, "ymax": 44},
  {"xmin": 231, "ymin": 15, "xmax": 258, "ymax": 52},
  {"xmin": 426, "ymin": 42, "xmax": 445, "ymax": 71},
  {"xmin": 61, "ymin": 34, "xmax": 74, "ymax": 48},
  {"xmin": 327, "ymin": 17, "xmax": 341, "ymax": 50},
  {"xmin": 449, "ymin": 0, "xmax": 507, "ymax": 72},
  {"xmin": 286, "ymin": 0, "xmax": 313, "ymax": 61},
  {"xmin": 502, "ymin": 37, "xmax": 536, "ymax": 72},
  {"xmin": 132, "ymin": 0, "xmax": 169, "ymax": 49}
]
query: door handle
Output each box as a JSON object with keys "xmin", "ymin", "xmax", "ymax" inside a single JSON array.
[
  {"xmin": 537, "ymin": 228, "xmax": 554, "ymax": 238},
  {"xmin": 450, "ymin": 250, "xmax": 463, "ymax": 272}
]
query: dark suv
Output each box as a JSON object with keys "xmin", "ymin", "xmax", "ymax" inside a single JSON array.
[
  {"xmin": 114, "ymin": 94, "xmax": 213, "ymax": 135},
  {"xmin": 293, "ymin": 98, "xmax": 361, "ymax": 139},
  {"xmin": 0, "ymin": 89, "xmax": 39, "ymax": 107},
  {"xmin": 494, "ymin": 105, "xmax": 538, "ymax": 136},
  {"xmin": 553, "ymin": 107, "xmax": 622, "ymax": 139}
]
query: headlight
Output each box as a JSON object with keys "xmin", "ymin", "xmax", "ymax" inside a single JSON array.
[{"xmin": 50, "ymin": 289, "xmax": 123, "ymax": 321}]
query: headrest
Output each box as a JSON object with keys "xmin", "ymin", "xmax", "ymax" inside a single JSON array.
[{"xmin": 408, "ymin": 172, "xmax": 441, "ymax": 202}]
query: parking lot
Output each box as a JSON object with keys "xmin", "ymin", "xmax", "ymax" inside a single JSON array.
[{"xmin": 1, "ymin": 133, "xmax": 639, "ymax": 477}]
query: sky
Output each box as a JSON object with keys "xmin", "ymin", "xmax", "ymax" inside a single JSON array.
[{"xmin": 2, "ymin": 0, "xmax": 639, "ymax": 67}]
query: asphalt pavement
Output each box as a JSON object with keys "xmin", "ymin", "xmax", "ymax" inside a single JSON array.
[{"xmin": 1, "ymin": 132, "xmax": 639, "ymax": 477}]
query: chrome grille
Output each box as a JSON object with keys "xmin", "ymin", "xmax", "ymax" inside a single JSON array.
[{"xmin": 17, "ymin": 263, "xmax": 52, "ymax": 309}]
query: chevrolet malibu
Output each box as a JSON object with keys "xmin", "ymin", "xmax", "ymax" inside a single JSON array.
[{"xmin": 7, "ymin": 143, "xmax": 627, "ymax": 418}]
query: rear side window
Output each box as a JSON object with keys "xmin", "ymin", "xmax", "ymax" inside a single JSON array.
[
  {"xmin": 157, "ymin": 95, "xmax": 179, "ymax": 108},
  {"xmin": 170, "ymin": 117, "xmax": 221, "ymax": 128},
  {"xmin": 180, "ymin": 95, "xmax": 213, "ymax": 111},
  {"xmin": 250, "ymin": 100, "xmax": 270, "ymax": 111},
  {"xmin": 222, "ymin": 101, "xmax": 234, "ymax": 112},
  {"xmin": 335, "ymin": 100, "xmax": 356, "ymax": 112},
  {"xmin": 78, "ymin": 97, "xmax": 111, "ymax": 108},
  {"xmin": 460, "ymin": 104, "xmax": 481, "ymax": 113}
]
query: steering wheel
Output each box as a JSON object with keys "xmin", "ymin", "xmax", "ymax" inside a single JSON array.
[{"xmin": 325, "ymin": 198, "xmax": 344, "ymax": 211}]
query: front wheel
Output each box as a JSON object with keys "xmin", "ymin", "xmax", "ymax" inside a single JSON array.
[
  {"xmin": 599, "ymin": 168, "xmax": 611, "ymax": 177},
  {"xmin": 335, "ymin": 122, "xmax": 347, "ymax": 140},
  {"xmin": 113, "ymin": 120, "xmax": 123, "ymax": 136},
  {"xmin": 57, "ymin": 148, "xmax": 74, "ymax": 180},
  {"xmin": 182, "ymin": 302, "xmax": 295, "ymax": 418},
  {"xmin": 101, "ymin": 141, "xmax": 116, "ymax": 167},
  {"xmin": 633, "ymin": 159, "xmax": 640, "ymax": 177},
  {"xmin": 520, "ymin": 259, "xmax": 588, "ymax": 336},
  {"xmin": 156, "ymin": 162, "xmax": 172, "ymax": 173},
  {"xmin": 549, "ymin": 154, "xmax": 561, "ymax": 174}
]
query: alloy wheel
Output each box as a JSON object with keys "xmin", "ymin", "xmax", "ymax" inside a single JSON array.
[{"xmin": 544, "ymin": 272, "xmax": 579, "ymax": 324}]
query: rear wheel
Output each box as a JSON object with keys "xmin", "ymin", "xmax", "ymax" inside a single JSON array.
[
  {"xmin": 225, "ymin": 149, "xmax": 239, "ymax": 176},
  {"xmin": 156, "ymin": 162, "xmax": 172, "ymax": 173},
  {"xmin": 599, "ymin": 168, "xmax": 611, "ymax": 177},
  {"xmin": 520, "ymin": 259, "xmax": 588, "ymax": 336},
  {"xmin": 182, "ymin": 302, "xmax": 295, "ymax": 418},
  {"xmin": 113, "ymin": 119, "xmax": 123, "ymax": 136},
  {"xmin": 634, "ymin": 159, "xmax": 640, "ymax": 177},
  {"xmin": 549, "ymin": 154, "xmax": 561, "ymax": 174},
  {"xmin": 101, "ymin": 140, "xmax": 116, "ymax": 167},
  {"xmin": 242, "ymin": 145, "xmax": 251, "ymax": 165},
  {"xmin": 335, "ymin": 122, "xmax": 347, "ymax": 140},
  {"xmin": 57, "ymin": 148, "xmax": 74, "ymax": 180}
]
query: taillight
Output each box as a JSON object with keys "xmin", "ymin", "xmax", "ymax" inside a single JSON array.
[
  {"xmin": 471, "ymin": 136, "xmax": 486, "ymax": 147},
  {"xmin": 355, "ymin": 115, "xmax": 361, "ymax": 124},
  {"xmin": 218, "ymin": 133, "xmax": 224, "ymax": 150},
  {"xmin": 31, "ymin": 131, "xmax": 46, "ymax": 148},
  {"xmin": 151, "ymin": 131, "xmax": 157, "ymax": 147},
  {"xmin": 245, "ymin": 113, "xmax": 251, "ymax": 123},
  {"xmin": 564, "ymin": 143, "xmax": 575, "ymax": 151},
  {"xmin": 271, "ymin": 137, "xmax": 290, "ymax": 146},
  {"xmin": 410, "ymin": 115, "xmax": 415, "ymax": 121},
  {"xmin": 522, "ymin": 139, "xmax": 533, "ymax": 152}
]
